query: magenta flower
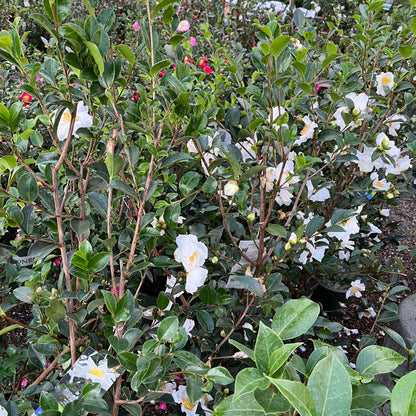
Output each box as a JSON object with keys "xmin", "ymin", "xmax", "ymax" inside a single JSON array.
[
  {"xmin": 158, "ymin": 403, "xmax": 167, "ymax": 410},
  {"xmin": 132, "ymin": 21, "xmax": 140, "ymax": 31},
  {"xmin": 177, "ymin": 20, "xmax": 190, "ymax": 32},
  {"xmin": 190, "ymin": 37, "xmax": 196, "ymax": 46},
  {"xmin": 21, "ymin": 379, "xmax": 28, "ymax": 387}
]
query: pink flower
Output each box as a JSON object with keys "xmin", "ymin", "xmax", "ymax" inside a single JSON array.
[
  {"xmin": 204, "ymin": 65, "xmax": 214, "ymax": 74},
  {"xmin": 159, "ymin": 403, "xmax": 167, "ymax": 410},
  {"xmin": 111, "ymin": 286, "xmax": 120, "ymax": 295},
  {"xmin": 160, "ymin": 70, "xmax": 166, "ymax": 77},
  {"xmin": 132, "ymin": 21, "xmax": 140, "ymax": 31},
  {"xmin": 176, "ymin": 6, "xmax": 181, "ymax": 14},
  {"xmin": 190, "ymin": 37, "xmax": 196, "ymax": 46},
  {"xmin": 54, "ymin": 257, "xmax": 61, "ymax": 267},
  {"xmin": 177, "ymin": 20, "xmax": 190, "ymax": 32},
  {"xmin": 21, "ymin": 379, "xmax": 28, "ymax": 387}
]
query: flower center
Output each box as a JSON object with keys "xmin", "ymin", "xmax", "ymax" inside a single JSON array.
[
  {"xmin": 381, "ymin": 76, "xmax": 391, "ymax": 86},
  {"xmin": 189, "ymin": 251, "xmax": 198, "ymax": 262},
  {"xmin": 181, "ymin": 398, "xmax": 196, "ymax": 411},
  {"xmin": 351, "ymin": 286, "xmax": 360, "ymax": 294},
  {"xmin": 62, "ymin": 111, "xmax": 80, "ymax": 123},
  {"xmin": 375, "ymin": 180, "xmax": 385, "ymax": 188},
  {"xmin": 90, "ymin": 367, "xmax": 104, "ymax": 377},
  {"xmin": 300, "ymin": 124, "xmax": 311, "ymax": 136}
]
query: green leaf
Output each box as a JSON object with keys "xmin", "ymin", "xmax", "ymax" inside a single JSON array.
[
  {"xmin": 164, "ymin": 203, "xmax": 181, "ymax": 228},
  {"xmin": 266, "ymin": 224, "xmax": 287, "ymax": 238},
  {"xmin": 411, "ymin": 17, "xmax": 416, "ymax": 36},
  {"xmin": 229, "ymin": 339, "xmax": 255, "ymax": 361},
  {"xmin": 196, "ymin": 310, "xmax": 214, "ymax": 333},
  {"xmin": 84, "ymin": 41, "xmax": 104, "ymax": 74},
  {"xmin": 272, "ymin": 298, "xmax": 320, "ymax": 340},
  {"xmin": 150, "ymin": 59, "xmax": 171, "ymax": 78},
  {"xmin": 207, "ymin": 367, "xmax": 234, "ymax": 385},
  {"xmin": 213, "ymin": 392, "xmax": 271, "ymax": 416},
  {"xmin": 157, "ymin": 315, "xmax": 179, "ymax": 342},
  {"xmin": 79, "ymin": 239, "xmax": 92, "ymax": 260},
  {"xmin": 221, "ymin": 148, "xmax": 242, "ymax": 177},
  {"xmin": 45, "ymin": 299, "xmax": 67, "ymax": 321},
  {"xmin": 269, "ymin": 342, "xmax": 303, "ymax": 375},
  {"xmin": 322, "ymin": 53, "xmax": 340, "ymax": 69},
  {"xmin": 201, "ymin": 176, "xmax": 217, "ymax": 193},
  {"xmin": 356, "ymin": 345, "xmax": 405, "ymax": 380},
  {"xmin": 308, "ymin": 354, "xmax": 351, "ymax": 416},
  {"xmin": 117, "ymin": 44, "xmax": 135, "ymax": 66},
  {"xmin": 254, "ymin": 389, "xmax": 291, "ymax": 414},
  {"xmin": 391, "ymin": 370, "xmax": 416, "ymax": 416},
  {"xmin": 102, "ymin": 290, "xmax": 117, "ymax": 315},
  {"xmin": 40, "ymin": 392, "xmax": 59, "ymax": 411},
  {"xmin": 199, "ymin": 286, "xmax": 217, "ymax": 305},
  {"xmin": 234, "ymin": 275, "xmax": 264, "ymax": 297},
  {"xmin": 399, "ymin": 45, "xmax": 412, "ymax": 59},
  {"xmin": 306, "ymin": 216, "xmax": 325, "ymax": 237},
  {"xmin": 121, "ymin": 403, "xmax": 142, "ymax": 416},
  {"xmin": 268, "ymin": 378, "xmax": 317, "ymax": 416},
  {"xmin": 254, "ymin": 322, "xmax": 283, "ymax": 374},
  {"xmin": 179, "ymin": 171, "xmax": 201, "ymax": 195},
  {"xmin": 88, "ymin": 252, "xmax": 110, "ymax": 273},
  {"xmin": 7, "ymin": 205, "xmax": 24, "ymax": 225},
  {"xmin": 271, "ymin": 35, "xmax": 290, "ymax": 58},
  {"xmin": 351, "ymin": 383, "xmax": 390, "ymax": 412},
  {"xmin": 105, "ymin": 153, "xmax": 125, "ymax": 179},
  {"xmin": 109, "ymin": 179, "xmax": 138, "ymax": 200},
  {"xmin": 233, "ymin": 368, "xmax": 270, "ymax": 400},
  {"xmin": 160, "ymin": 152, "xmax": 193, "ymax": 169},
  {"xmin": 151, "ymin": 0, "xmax": 176, "ymax": 17},
  {"xmin": 108, "ymin": 335, "xmax": 129, "ymax": 354},
  {"xmin": 0, "ymin": 324, "xmax": 22, "ymax": 337}
]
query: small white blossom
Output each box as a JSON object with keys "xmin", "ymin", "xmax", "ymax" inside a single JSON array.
[
  {"xmin": 232, "ymin": 351, "xmax": 249, "ymax": 359},
  {"xmin": 376, "ymin": 72, "xmax": 394, "ymax": 96},
  {"xmin": 172, "ymin": 385, "xmax": 212, "ymax": 416},
  {"xmin": 296, "ymin": 116, "xmax": 317, "ymax": 145},
  {"xmin": 358, "ymin": 307, "xmax": 377, "ymax": 319},
  {"xmin": 223, "ymin": 180, "xmax": 239, "ymax": 197},
  {"xmin": 385, "ymin": 114, "xmax": 406, "ymax": 137},
  {"xmin": 346, "ymin": 280, "xmax": 365, "ymax": 299}
]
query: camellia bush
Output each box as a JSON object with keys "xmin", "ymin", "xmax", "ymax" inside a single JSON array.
[{"xmin": 1, "ymin": 0, "xmax": 416, "ymax": 415}]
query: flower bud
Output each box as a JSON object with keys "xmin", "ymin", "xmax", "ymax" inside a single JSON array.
[
  {"xmin": 220, "ymin": 330, "xmax": 226, "ymax": 337},
  {"xmin": 288, "ymin": 232, "xmax": 297, "ymax": 245},
  {"xmin": 212, "ymin": 256, "xmax": 218, "ymax": 264},
  {"xmin": 285, "ymin": 242, "xmax": 292, "ymax": 251},
  {"xmin": 352, "ymin": 108, "xmax": 361, "ymax": 116},
  {"xmin": 224, "ymin": 180, "xmax": 239, "ymax": 197},
  {"xmin": 247, "ymin": 212, "xmax": 255, "ymax": 222},
  {"xmin": 386, "ymin": 192, "xmax": 394, "ymax": 199}
]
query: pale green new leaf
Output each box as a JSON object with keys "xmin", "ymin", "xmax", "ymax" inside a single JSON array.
[{"xmin": 391, "ymin": 370, "xmax": 416, "ymax": 416}]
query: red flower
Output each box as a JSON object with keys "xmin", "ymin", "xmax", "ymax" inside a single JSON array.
[
  {"xmin": 204, "ymin": 65, "xmax": 214, "ymax": 74},
  {"xmin": 19, "ymin": 92, "xmax": 32, "ymax": 106},
  {"xmin": 198, "ymin": 57, "xmax": 208, "ymax": 68},
  {"xmin": 160, "ymin": 71, "xmax": 166, "ymax": 77}
]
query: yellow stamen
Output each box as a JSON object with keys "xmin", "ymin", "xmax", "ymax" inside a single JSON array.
[
  {"xmin": 62, "ymin": 111, "xmax": 80, "ymax": 123},
  {"xmin": 375, "ymin": 180, "xmax": 385, "ymax": 188},
  {"xmin": 381, "ymin": 75, "xmax": 391, "ymax": 86},
  {"xmin": 182, "ymin": 398, "xmax": 196, "ymax": 411},
  {"xmin": 90, "ymin": 367, "xmax": 104, "ymax": 377},
  {"xmin": 351, "ymin": 286, "xmax": 360, "ymax": 294},
  {"xmin": 189, "ymin": 251, "xmax": 198, "ymax": 262},
  {"xmin": 300, "ymin": 124, "xmax": 311, "ymax": 136}
]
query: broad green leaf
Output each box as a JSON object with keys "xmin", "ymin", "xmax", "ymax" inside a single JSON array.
[
  {"xmin": 0, "ymin": 155, "xmax": 17, "ymax": 171},
  {"xmin": 254, "ymin": 322, "xmax": 283, "ymax": 374},
  {"xmin": 265, "ymin": 224, "xmax": 287, "ymax": 238},
  {"xmin": 7, "ymin": 205, "xmax": 24, "ymax": 225},
  {"xmin": 233, "ymin": 368, "xmax": 270, "ymax": 400},
  {"xmin": 151, "ymin": 0, "xmax": 176, "ymax": 17},
  {"xmin": 269, "ymin": 342, "xmax": 303, "ymax": 375},
  {"xmin": 88, "ymin": 252, "xmax": 110, "ymax": 273},
  {"xmin": 234, "ymin": 275, "xmax": 264, "ymax": 297},
  {"xmin": 121, "ymin": 403, "xmax": 142, "ymax": 416},
  {"xmin": 207, "ymin": 367, "xmax": 233, "ymax": 385},
  {"xmin": 117, "ymin": 44, "xmax": 136, "ymax": 66},
  {"xmin": 157, "ymin": 316, "xmax": 179, "ymax": 342},
  {"xmin": 102, "ymin": 290, "xmax": 117, "ymax": 315},
  {"xmin": 356, "ymin": 345, "xmax": 405, "ymax": 380},
  {"xmin": 271, "ymin": 35, "xmax": 290, "ymax": 58},
  {"xmin": 164, "ymin": 203, "xmax": 181, "ymax": 229},
  {"xmin": 221, "ymin": 148, "xmax": 242, "ymax": 177},
  {"xmin": 229, "ymin": 339, "xmax": 255, "ymax": 361},
  {"xmin": 179, "ymin": 171, "xmax": 201, "ymax": 195},
  {"xmin": 79, "ymin": 239, "xmax": 92, "ymax": 260},
  {"xmin": 268, "ymin": 378, "xmax": 317, "ymax": 416},
  {"xmin": 272, "ymin": 298, "xmax": 320, "ymax": 340},
  {"xmin": 399, "ymin": 45, "xmax": 412, "ymax": 59},
  {"xmin": 46, "ymin": 299, "xmax": 67, "ymax": 321},
  {"xmin": 108, "ymin": 335, "xmax": 129, "ymax": 354},
  {"xmin": 213, "ymin": 392, "xmax": 269, "ymax": 416},
  {"xmin": 105, "ymin": 153, "xmax": 124, "ymax": 179},
  {"xmin": 391, "ymin": 370, "xmax": 416, "ymax": 416},
  {"xmin": 411, "ymin": 17, "xmax": 416, "ymax": 36},
  {"xmin": 196, "ymin": 310, "xmax": 214, "ymax": 333},
  {"xmin": 351, "ymin": 383, "xmax": 390, "ymax": 411},
  {"xmin": 160, "ymin": 152, "xmax": 193, "ymax": 169},
  {"xmin": 305, "ymin": 216, "xmax": 325, "ymax": 237},
  {"xmin": 17, "ymin": 172, "xmax": 39, "ymax": 202},
  {"xmin": 308, "ymin": 354, "xmax": 351, "ymax": 416},
  {"xmin": 84, "ymin": 41, "xmax": 104, "ymax": 74},
  {"xmin": 254, "ymin": 389, "xmax": 291, "ymax": 414},
  {"xmin": 239, "ymin": 166, "xmax": 266, "ymax": 183},
  {"xmin": 150, "ymin": 59, "xmax": 171, "ymax": 78},
  {"xmin": 201, "ymin": 176, "xmax": 217, "ymax": 193}
]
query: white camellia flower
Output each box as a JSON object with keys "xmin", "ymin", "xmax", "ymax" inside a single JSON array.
[
  {"xmin": 175, "ymin": 234, "xmax": 208, "ymax": 294},
  {"xmin": 358, "ymin": 307, "xmax": 377, "ymax": 319},
  {"xmin": 354, "ymin": 145, "xmax": 378, "ymax": 173},
  {"xmin": 172, "ymin": 385, "xmax": 213, "ymax": 416},
  {"xmin": 375, "ymin": 133, "xmax": 400, "ymax": 158},
  {"xmin": 338, "ymin": 240, "xmax": 354, "ymax": 261},
  {"xmin": 327, "ymin": 213, "xmax": 360, "ymax": 241},
  {"xmin": 275, "ymin": 188, "xmax": 294, "ymax": 206},
  {"xmin": 370, "ymin": 172, "xmax": 391, "ymax": 191},
  {"xmin": 53, "ymin": 101, "xmax": 93, "ymax": 141},
  {"xmin": 0, "ymin": 405, "xmax": 7, "ymax": 416},
  {"xmin": 346, "ymin": 279, "xmax": 365, "ymax": 299},
  {"xmin": 271, "ymin": 105, "xmax": 288, "ymax": 129},
  {"xmin": 380, "ymin": 208, "xmax": 390, "ymax": 217},
  {"xmin": 236, "ymin": 135, "xmax": 257, "ymax": 162},
  {"xmin": 295, "ymin": 116, "xmax": 317, "ymax": 145},
  {"xmin": 334, "ymin": 92, "xmax": 369, "ymax": 131},
  {"xmin": 306, "ymin": 181, "xmax": 331, "ymax": 202},
  {"xmin": 261, "ymin": 167, "xmax": 278, "ymax": 192},
  {"xmin": 385, "ymin": 114, "xmax": 406, "ymax": 136},
  {"xmin": 187, "ymin": 139, "xmax": 199, "ymax": 153},
  {"xmin": 223, "ymin": 180, "xmax": 239, "ymax": 197},
  {"xmin": 182, "ymin": 318, "xmax": 195, "ymax": 337},
  {"xmin": 175, "ymin": 235, "xmax": 208, "ymax": 272},
  {"xmin": 376, "ymin": 72, "xmax": 394, "ymax": 96},
  {"xmin": 67, "ymin": 355, "xmax": 119, "ymax": 391},
  {"xmin": 385, "ymin": 155, "xmax": 412, "ymax": 175}
]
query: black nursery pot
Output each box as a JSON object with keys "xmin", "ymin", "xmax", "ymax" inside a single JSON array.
[{"xmin": 310, "ymin": 282, "xmax": 347, "ymax": 311}]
